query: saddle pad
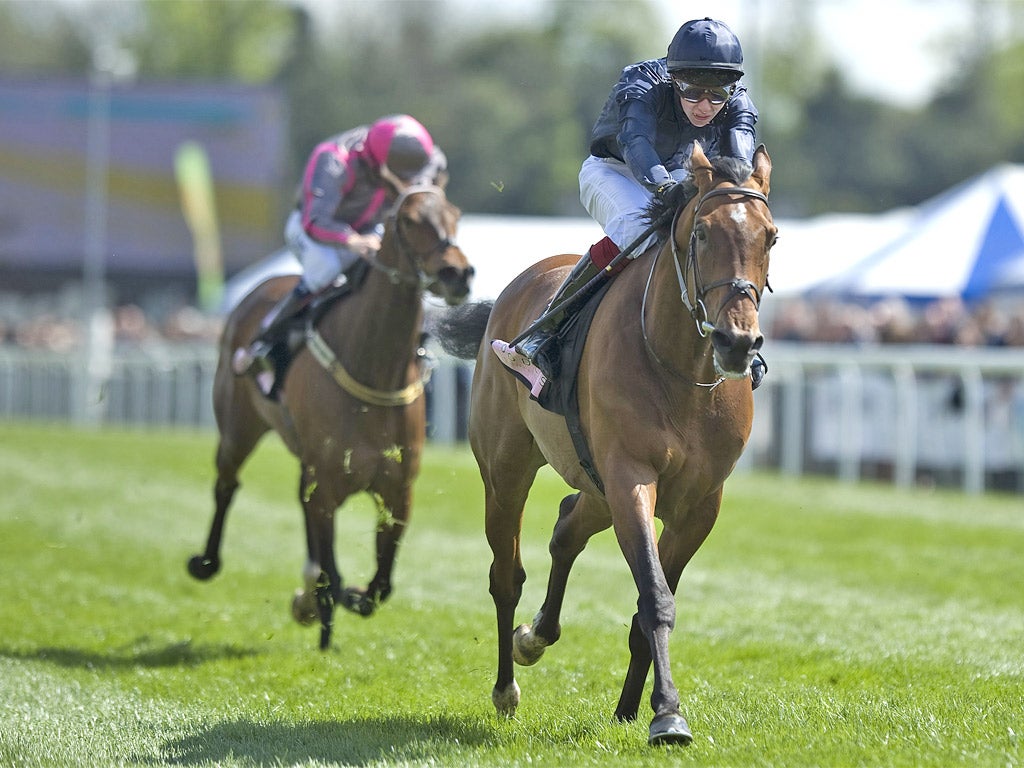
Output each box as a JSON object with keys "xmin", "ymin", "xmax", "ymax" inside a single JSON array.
[{"xmin": 536, "ymin": 281, "xmax": 612, "ymax": 493}]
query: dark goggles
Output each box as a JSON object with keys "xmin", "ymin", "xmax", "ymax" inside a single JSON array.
[{"xmin": 672, "ymin": 79, "xmax": 733, "ymax": 105}]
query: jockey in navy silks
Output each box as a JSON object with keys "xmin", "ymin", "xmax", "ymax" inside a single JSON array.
[{"xmin": 491, "ymin": 18, "xmax": 766, "ymax": 397}]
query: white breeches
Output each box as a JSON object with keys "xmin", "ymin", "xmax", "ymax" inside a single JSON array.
[
  {"xmin": 578, "ymin": 155, "xmax": 658, "ymax": 254},
  {"xmin": 284, "ymin": 210, "xmax": 361, "ymax": 292}
]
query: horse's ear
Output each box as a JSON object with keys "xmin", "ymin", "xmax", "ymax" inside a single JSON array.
[
  {"xmin": 688, "ymin": 141, "xmax": 713, "ymax": 189},
  {"xmin": 751, "ymin": 144, "xmax": 772, "ymax": 196}
]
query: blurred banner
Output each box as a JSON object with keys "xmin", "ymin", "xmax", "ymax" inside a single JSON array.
[
  {"xmin": 175, "ymin": 141, "xmax": 223, "ymax": 312},
  {"xmin": 0, "ymin": 78, "xmax": 288, "ymax": 285}
]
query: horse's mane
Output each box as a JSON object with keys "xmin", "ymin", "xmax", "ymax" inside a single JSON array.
[{"xmin": 644, "ymin": 155, "xmax": 754, "ymax": 234}]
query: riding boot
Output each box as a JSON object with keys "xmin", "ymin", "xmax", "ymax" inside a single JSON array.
[
  {"xmin": 490, "ymin": 251, "xmax": 601, "ymax": 398},
  {"xmin": 232, "ymin": 283, "xmax": 313, "ymax": 377}
]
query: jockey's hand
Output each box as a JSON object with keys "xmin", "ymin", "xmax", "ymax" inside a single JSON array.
[
  {"xmin": 347, "ymin": 233, "xmax": 382, "ymax": 258},
  {"xmin": 655, "ymin": 179, "xmax": 689, "ymax": 209}
]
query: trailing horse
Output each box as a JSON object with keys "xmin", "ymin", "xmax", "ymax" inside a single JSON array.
[
  {"xmin": 436, "ymin": 143, "xmax": 775, "ymax": 746},
  {"xmin": 189, "ymin": 184, "xmax": 474, "ymax": 650}
]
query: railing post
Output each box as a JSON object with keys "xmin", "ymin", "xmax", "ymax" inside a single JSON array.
[
  {"xmin": 893, "ymin": 363, "xmax": 917, "ymax": 488},
  {"xmin": 962, "ymin": 366, "xmax": 985, "ymax": 495}
]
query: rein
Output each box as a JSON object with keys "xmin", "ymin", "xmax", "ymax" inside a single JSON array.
[
  {"xmin": 307, "ymin": 184, "xmax": 449, "ymax": 407},
  {"xmin": 641, "ymin": 185, "xmax": 769, "ymax": 390}
]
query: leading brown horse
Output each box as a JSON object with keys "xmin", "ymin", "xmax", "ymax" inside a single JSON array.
[
  {"xmin": 437, "ymin": 143, "xmax": 774, "ymax": 746},
  {"xmin": 188, "ymin": 184, "xmax": 474, "ymax": 650}
]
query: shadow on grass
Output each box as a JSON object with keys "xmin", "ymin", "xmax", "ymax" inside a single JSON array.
[
  {"xmin": 0, "ymin": 637, "xmax": 259, "ymax": 669},
  {"xmin": 160, "ymin": 714, "xmax": 494, "ymax": 766}
]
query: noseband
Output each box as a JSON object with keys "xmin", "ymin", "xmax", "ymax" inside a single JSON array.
[{"xmin": 669, "ymin": 186, "xmax": 768, "ymax": 337}]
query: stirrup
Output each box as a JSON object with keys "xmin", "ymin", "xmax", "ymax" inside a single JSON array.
[
  {"xmin": 231, "ymin": 340, "xmax": 273, "ymax": 376},
  {"xmin": 491, "ymin": 340, "xmax": 548, "ymax": 399}
]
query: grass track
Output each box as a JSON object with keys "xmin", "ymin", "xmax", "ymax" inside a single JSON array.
[{"xmin": 0, "ymin": 420, "xmax": 1021, "ymax": 767}]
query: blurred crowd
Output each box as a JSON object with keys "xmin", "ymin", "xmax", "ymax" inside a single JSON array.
[
  {"xmin": 769, "ymin": 296, "xmax": 1024, "ymax": 347},
  {"xmin": 5, "ymin": 291, "xmax": 1024, "ymax": 352},
  {"xmin": 0, "ymin": 297, "xmax": 223, "ymax": 353}
]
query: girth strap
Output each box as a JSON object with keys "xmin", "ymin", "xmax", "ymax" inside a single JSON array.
[{"xmin": 306, "ymin": 328, "xmax": 424, "ymax": 407}]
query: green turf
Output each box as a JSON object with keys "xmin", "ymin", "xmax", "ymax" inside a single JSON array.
[{"xmin": 0, "ymin": 420, "xmax": 1021, "ymax": 767}]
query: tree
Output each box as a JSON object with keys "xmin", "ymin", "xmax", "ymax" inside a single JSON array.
[{"xmin": 4, "ymin": 0, "xmax": 1024, "ymax": 218}]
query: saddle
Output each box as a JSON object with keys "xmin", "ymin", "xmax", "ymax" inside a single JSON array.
[{"xmin": 257, "ymin": 261, "xmax": 369, "ymax": 400}]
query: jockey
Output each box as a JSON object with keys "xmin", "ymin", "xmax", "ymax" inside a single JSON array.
[
  {"xmin": 492, "ymin": 17, "xmax": 765, "ymax": 397},
  {"xmin": 235, "ymin": 114, "xmax": 447, "ymax": 375}
]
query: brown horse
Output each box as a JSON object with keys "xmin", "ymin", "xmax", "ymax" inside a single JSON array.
[
  {"xmin": 188, "ymin": 184, "xmax": 474, "ymax": 650},
  {"xmin": 436, "ymin": 143, "xmax": 774, "ymax": 746}
]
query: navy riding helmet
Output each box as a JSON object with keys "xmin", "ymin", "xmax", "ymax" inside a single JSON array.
[{"xmin": 667, "ymin": 17, "xmax": 744, "ymax": 88}]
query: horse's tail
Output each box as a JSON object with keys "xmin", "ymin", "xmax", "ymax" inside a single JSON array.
[{"xmin": 433, "ymin": 300, "xmax": 493, "ymax": 360}]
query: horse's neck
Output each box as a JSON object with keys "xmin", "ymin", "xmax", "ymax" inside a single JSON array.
[{"xmin": 321, "ymin": 264, "xmax": 422, "ymax": 379}]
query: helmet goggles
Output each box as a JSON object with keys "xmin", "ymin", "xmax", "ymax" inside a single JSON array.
[{"xmin": 672, "ymin": 78, "xmax": 733, "ymax": 105}]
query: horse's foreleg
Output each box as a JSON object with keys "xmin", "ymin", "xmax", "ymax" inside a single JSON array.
[
  {"xmin": 342, "ymin": 487, "xmax": 410, "ymax": 617},
  {"xmin": 515, "ymin": 493, "xmax": 610, "ymax": 666},
  {"xmin": 291, "ymin": 464, "xmax": 343, "ymax": 650},
  {"xmin": 608, "ymin": 480, "xmax": 692, "ymax": 746},
  {"xmin": 614, "ymin": 612, "xmax": 653, "ymax": 721},
  {"xmin": 311, "ymin": 506, "xmax": 342, "ymax": 650},
  {"xmin": 616, "ymin": 494, "xmax": 721, "ymax": 746}
]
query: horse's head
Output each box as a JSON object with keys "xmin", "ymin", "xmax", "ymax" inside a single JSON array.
[
  {"xmin": 672, "ymin": 142, "xmax": 776, "ymax": 380},
  {"xmin": 388, "ymin": 185, "xmax": 475, "ymax": 306}
]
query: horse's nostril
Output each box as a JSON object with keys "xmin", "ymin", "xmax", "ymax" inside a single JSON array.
[{"xmin": 710, "ymin": 330, "xmax": 731, "ymax": 350}]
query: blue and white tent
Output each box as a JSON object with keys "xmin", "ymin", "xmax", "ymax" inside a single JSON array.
[{"xmin": 811, "ymin": 164, "xmax": 1024, "ymax": 301}]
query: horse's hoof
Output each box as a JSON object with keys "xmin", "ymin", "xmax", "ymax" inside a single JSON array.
[
  {"xmin": 291, "ymin": 590, "xmax": 318, "ymax": 625},
  {"xmin": 491, "ymin": 681, "xmax": 520, "ymax": 717},
  {"xmin": 187, "ymin": 555, "xmax": 219, "ymax": 580},
  {"xmin": 512, "ymin": 623, "xmax": 547, "ymax": 666},
  {"xmin": 648, "ymin": 712, "xmax": 693, "ymax": 747},
  {"xmin": 341, "ymin": 588, "xmax": 376, "ymax": 617}
]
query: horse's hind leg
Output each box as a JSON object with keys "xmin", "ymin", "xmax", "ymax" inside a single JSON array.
[
  {"xmin": 187, "ymin": 475, "xmax": 238, "ymax": 579},
  {"xmin": 514, "ymin": 492, "xmax": 611, "ymax": 665},
  {"xmin": 188, "ymin": 420, "xmax": 267, "ymax": 580},
  {"xmin": 483, "ymin": 458, "xmax": 543, "ymax": 717}
]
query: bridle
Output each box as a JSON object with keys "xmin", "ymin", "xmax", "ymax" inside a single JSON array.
[
  {"xmin": 673, "ymin": 186, "xmax": 768, "ymax": 336},
  {"xmin": 365, "ymin": 184, "xmax": 457, "ymax": 290},
  {"xmin": 641, "ymin": 184, "xmax": 769, "ymax": 388}
]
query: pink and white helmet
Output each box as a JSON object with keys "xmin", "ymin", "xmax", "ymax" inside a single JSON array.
[{"xmin": 364, "ymin": 114, "xmax": 434, "ymax": 181}]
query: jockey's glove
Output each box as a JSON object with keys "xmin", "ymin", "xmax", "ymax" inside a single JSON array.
[{"xmin": 655, "ymin": 179, "xmax": 689, "ymax": 208}]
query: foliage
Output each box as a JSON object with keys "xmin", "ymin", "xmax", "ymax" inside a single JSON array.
[
  {"xmin": 133, "ymin": 0, "xmax": 298, "ymax": 82},
  {"xmin": 1, "ymin": 1, "xmax": 1023, "ymax": 216},
  {"xmin": 0, "ymin": 421, "xmax": 1022, "ymax": 766}
]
